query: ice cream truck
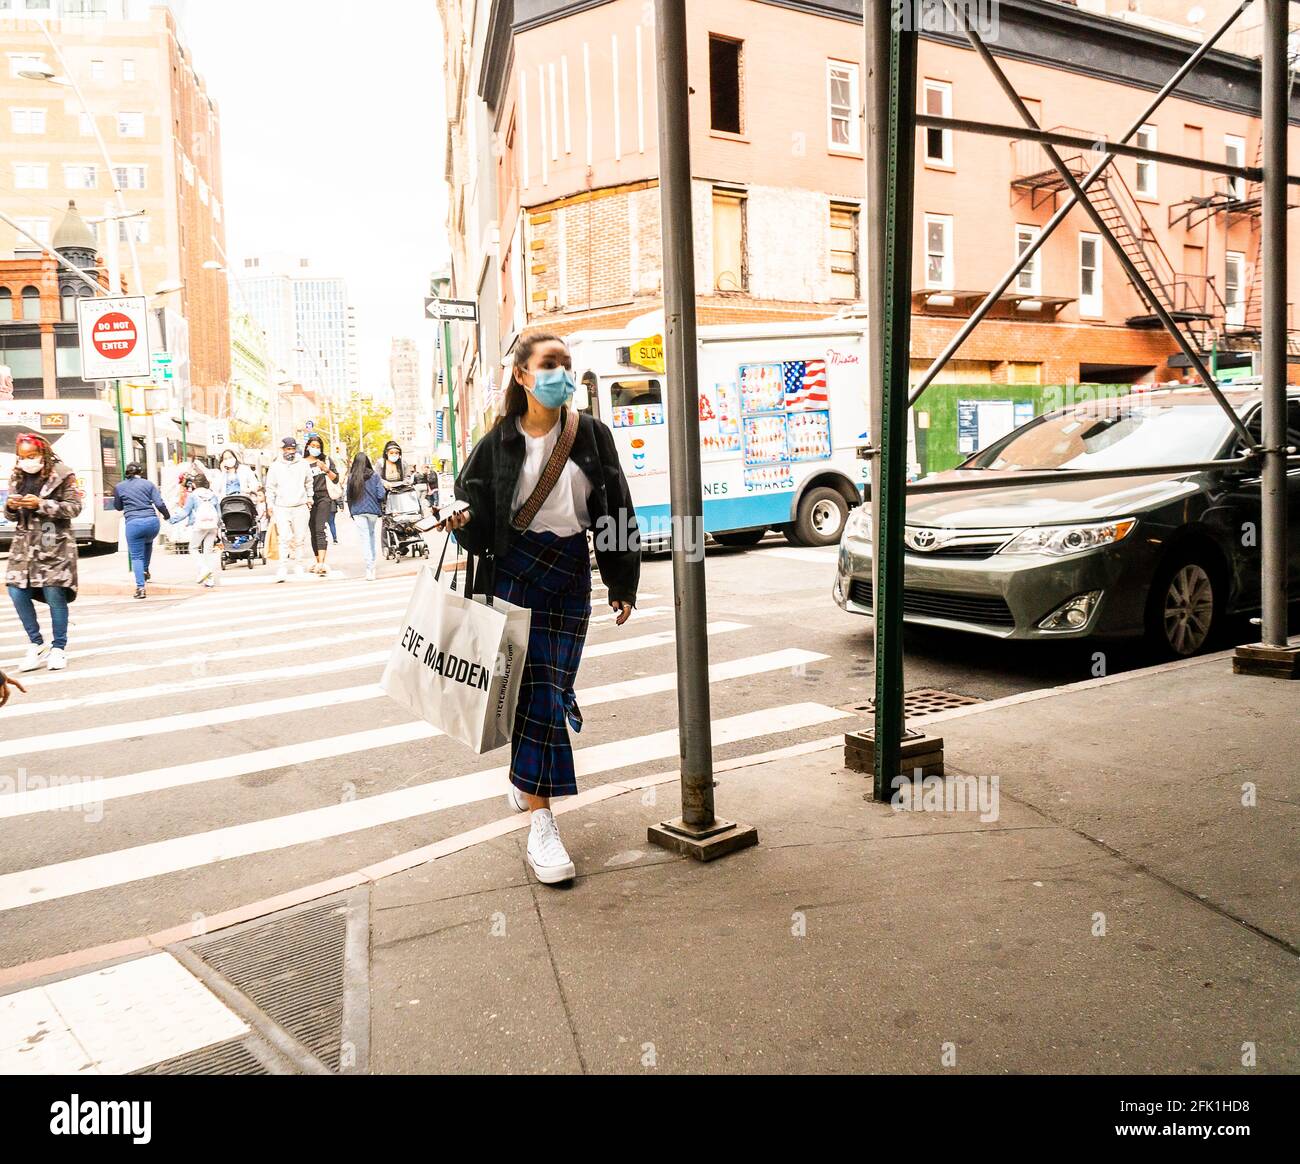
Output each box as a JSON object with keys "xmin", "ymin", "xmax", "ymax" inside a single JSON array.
[{"xmin": 567, "ymin": 314, "xmax": 899, "ymax": 548}]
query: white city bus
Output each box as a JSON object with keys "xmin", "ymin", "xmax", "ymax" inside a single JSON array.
[
  {"xmin": 0, "ymin": 399, "xmax": 188, "ymax": 551},
  {"xmin": 567, "ymin": 315, "xmax": 895, "ymax": 547}
]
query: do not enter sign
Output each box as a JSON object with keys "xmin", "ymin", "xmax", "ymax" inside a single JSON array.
[
  {"xmin": 77, "ymin": 295, "xmax": 151, "ymax": 381},
  {"xmin": 92, "ymin": 312, "xmax": 138, "ymax": 360}
]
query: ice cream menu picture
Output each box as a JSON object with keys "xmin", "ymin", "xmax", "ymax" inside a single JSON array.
[
  {"xmin": 738, "ymin": 356, "xmax": 834, "ymax": 468},
  {"xmin": 699, "ymin": 381, "xmax": 740, "ymax": 455}
]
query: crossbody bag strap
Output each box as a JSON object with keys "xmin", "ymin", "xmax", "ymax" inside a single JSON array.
[{"xmin": 510, "ymin": 407, "xmax": 580, "ymax": 532}]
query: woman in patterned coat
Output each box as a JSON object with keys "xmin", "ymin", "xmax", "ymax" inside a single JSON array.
[{"xmin": 5, "ymin": 432, "xmax": 82, "ymax": 672}]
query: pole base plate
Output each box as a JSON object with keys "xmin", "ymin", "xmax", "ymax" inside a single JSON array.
[
  {"xmin": 647, "ymin": 817, "xmax": 759, "ymax": 862},
  {"xmin": 1232, "ymin": 642, "xmax": 1300, "ymax": 679}
]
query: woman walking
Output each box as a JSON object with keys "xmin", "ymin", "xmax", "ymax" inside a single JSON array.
[
  {"xmin": 170, "ymin": 471, "xmax": 222, "ymax": 588},
  {"xmin": 112, "ymin": 461, "xmax": 171, "ymax": 598},
  {"xmin": 379, "ymin": 439, "xmax": 407, "ymax": 491},
  {"xmin": 346, "ymin": 450, "xmax": 386, "ymax": 582},
  {"xmin": 303, "ymin": 433, "xmax": 340, "ymax": 575},
  {"xmin": 4, "ymin": 432, "xmax": 81, "ymax": 672},
  {"xmin": 441, "ymin": 332, "xmax": 639, "ymax": 886}
]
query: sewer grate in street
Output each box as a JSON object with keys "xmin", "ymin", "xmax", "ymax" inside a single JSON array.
[
  {"xmin": 844, "ymin": 688, "xmax": 984, "ymax": 718},
  {"xmin": 135, "ymin": 1037, "xmax": 268, "ymax": 1076},
  {"xmin": 188, "ymin": 898, "xmax": 355, "ymax": 1072}
]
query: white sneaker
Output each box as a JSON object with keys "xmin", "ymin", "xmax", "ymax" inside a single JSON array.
[
  {"xmin": 18, "ymin": 643, "xmax": 49, "ymax": 672},
  {"xmin": 275, "ymin": 567, "xmax": 287, "ymax": 583},
  {"xmin": 527, "ymin": 809, "xmax": 575, "ymax": 884},
  {"xmin": 365, "ymin": 567, "xmax": 375, "ymax": 581},
  {"xmin": 506, "ymin": 783, "xmax": 529, "ymax": 813},
  {"xmin": 45, "ymin": 647, "xmax": 67, "ymax": 671}
]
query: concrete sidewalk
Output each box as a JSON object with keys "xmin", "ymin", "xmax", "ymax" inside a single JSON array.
[{"xmin": 366, "ymin": 650, "xmax": 1299, "ymax": 1074}]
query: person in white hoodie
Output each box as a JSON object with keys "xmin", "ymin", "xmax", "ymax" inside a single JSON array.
[
  {"xmin": 169, "ymin": 471, "xmax": 222, "ymax": 587},
  {"xmin": 264, "ymin": 435, "xmax": 314, "ymax": 582}
]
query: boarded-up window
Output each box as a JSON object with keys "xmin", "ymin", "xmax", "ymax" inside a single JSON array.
[
  {"xmin": 713, "ymin": 189, "xmax": 746, "ymax": 293},
  {"xmin": 1008, "ymin": 362, "xmax": 1042, "ymax": 384},
  {"xmin": 830, "ymin": 202, "xmax": 859, "ymax": 300}
]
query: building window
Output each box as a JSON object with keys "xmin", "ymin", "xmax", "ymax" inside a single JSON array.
[
  {"xmin": 14, "ymin": 163, "xmax": 48, "ymax": 189},
  {"xmin": 1009, "ymin": 362, "xmax": 1041, "ymax": 384},
  {"xmin": 1224, "ymin": 133, "xmax": 1246, "ymax": 200},
  {"xmin": 712, "ymin": 187, "xmax": 747, "ymax": 293},
  {"xmin": 90, "ymin": 59, "xmax": 105, "ymax": 81},
  {"xmin": 922, "ymin": 80, "xmax": 952, "ymax": 166},
  {"xmin": 827, "ymin": 61, "xmax": 860, "ymax": 152},
  {"xmin": 21, "ymin": 286, "xmax": 41, "ymax": 321},
  {"xmin": 119, "ymin": 218, "xmax": 150, "ymax": 244},
  {"xmin": 830, "ymin": 202, "xmax": 860, "ymax": 300},
  {"xmin": 63, "ymin": 163, "xmax": 97, "ymax": 189},
  {"xmin": 1134, "ymin": 123, "xmax": 1157, "ymax": 197},
  {"xmin": 62, "ymin": 292, "xmax": 78, "ymax": 323},
  {"xmin": 1225, "ymin": 250, "xmax": 1246, "ymax": 327},
  {"xmin": 8, "ymin": 53, "xmax": 43, "ymax": 80},
  {"xmin": 79, "ymin": 111, "xmax": 95, "ymax": 136},
  {"xmin": 11, "ymin": 108, "xmax": 46, "ymax": 134},
  {"xmin": 0, "ymin": 289, "xmax": 11, "ymax": 321},
  {"xmin": 1015, "ymin": 224, "xmax": 1041, "ymax": 294},
  {"xmin": 117, "ymin": 111, "xmax": 144, "ymax": 137},
  {"xmin": 113, "ymin": 164, "xmax": 146, "ymax": 190},
  {"xmin": 14, "ymin": 217, "xmax": 50, "ymax": 247},
  {"xmin": 1079, "ymin": 232, "xmax": 1102, "ymax": 316},
  {"xmin": 122, "ymin": 58, "xmax": 135, "ymax": 82},
  {"xmin": 923, "ymin": 213, "xmax": 953, "ymax": 289},
  {"xmin": 708, "ymin": 35, "xmax": 743, "ymax": 135}
]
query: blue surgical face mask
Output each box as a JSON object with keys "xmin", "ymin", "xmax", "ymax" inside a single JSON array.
[{"xmin": 529, "ymin": 367, "xmax": 575, "ymax": 409}]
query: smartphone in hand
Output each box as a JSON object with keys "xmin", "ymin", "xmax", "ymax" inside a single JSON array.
[{"xmin": 416, "ymin": 499, "xmax": 469, "ymax": 532}]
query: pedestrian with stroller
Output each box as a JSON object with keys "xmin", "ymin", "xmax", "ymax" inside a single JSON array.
[
  {"xmin": 441, "ymin": 331, "xmax": 639, "ymax": 887},
  {"xmin": 216, "ymin": 449, "xmax": 258, "ymax": 497},
  {"xmin": 112, "ymin": 461, "xmax": 171, "ymax": 599},
  {"xmin": 265, "ymin": 436, "xmax": 314, "ymax": 582},
  {"xmin": 5, "ymin": 432, "xmax": 81, "ymax": 672},
  {"xmin": 346, "ymin": 450, "xmax": 386, "ymax": 581},
  {"xmin": 379, "ymin": 439, "xmax": 407, "ymax": 491},
  {"xmin": 303, "ymin": 433, "xmax": 340, "ymax": 575},
  {"xmin": 170, "ymin": 471, "xmax": 221, "ymax": 588}
]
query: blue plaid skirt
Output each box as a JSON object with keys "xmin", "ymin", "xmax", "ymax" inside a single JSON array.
[{"xmin": 493, "ymin": 530, "xmax": 592, "ymax": 798}]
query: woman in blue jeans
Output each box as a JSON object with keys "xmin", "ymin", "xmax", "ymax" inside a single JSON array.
[
  {"xmin": 112, "ymin": 462, "xmax": 171, "ymax": 599},
  {"xmin": 345, "ymin": 451, "xmax": 386, "ymax": 581}
]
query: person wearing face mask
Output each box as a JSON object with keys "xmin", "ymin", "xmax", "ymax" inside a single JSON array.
[
  {"xmin": 439, "ymin": 331, "xmax": 639, "ymax": 887},
  {"xmin": 216, "ymin": 449, "xmax": 258, "ymax": 497},
  {"xmin": 264, "ymin": 435, "xmax": 314, "ymax": 582},
  {"xmin": 302, "ymin": 433, "xmax": 340, "ymax": 575},
  {"xmin": 379, "ymin": 440, "xmax": 407, "ymax": 490},
  {"xmin": 169, "ymin": 471, "xmax": 222, "ymax": 588},
  {"xmin": 112, "ymin": 461, "xmax": 171, "ymax": 598},
  {"xmin": 5, "ymin": 433, "xmax": 82, "ymax": 672}
]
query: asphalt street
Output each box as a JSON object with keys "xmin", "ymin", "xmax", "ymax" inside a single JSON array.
[{"xmin": 0, "ymin": 518, "xmax": 1202, "ymax": 971}]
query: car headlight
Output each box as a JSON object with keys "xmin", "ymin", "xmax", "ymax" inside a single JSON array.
[
  {"xmin": 843, "ymin": 505, "xmax": 872, "ymax": 542},
  {"xmin": 1000, "ymin": 518, "xmax": 1137, "ymax": 557}
]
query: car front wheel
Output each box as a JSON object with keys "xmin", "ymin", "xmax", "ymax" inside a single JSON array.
[{"xmin": 1146, "ymin": 554, "xmax": 1218, "ymax": 658}]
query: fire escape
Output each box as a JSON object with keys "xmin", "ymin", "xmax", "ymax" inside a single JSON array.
[{"xmin": 1011, "ymin": 129, "xmax": 1221, "ymax": 355}]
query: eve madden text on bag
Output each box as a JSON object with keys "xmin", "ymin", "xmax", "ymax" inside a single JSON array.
[{"xmin": 379, "ymin": 540, "xmax": 531, "ymax": 753}]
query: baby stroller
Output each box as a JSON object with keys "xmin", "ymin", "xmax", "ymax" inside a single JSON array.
[
  {"xmin": 219, "ymin": 494, "xmax": 266, "ymax": 570},
  {"xmin": 382, "ymin": 486, "xmax": 430, "ymax": 560}
]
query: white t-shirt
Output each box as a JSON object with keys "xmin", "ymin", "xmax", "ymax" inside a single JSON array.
[{"xmin": 512, "ymin": 417, "xmax": 592, "ymax": 536}]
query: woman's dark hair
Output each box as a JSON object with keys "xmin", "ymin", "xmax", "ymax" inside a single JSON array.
[
  {"xmin": 124, "ymin": 461, "xmax": 144, "ymax": 479},
  {"xmin": 190, "ymin": 471, "xmax": 210, "ymax": 490},
  {"xmin": 496, "ymin": 331, "xmax": 566, "ymax": 426},
  {"xmin": 347, "ymin": 451, "xmax": 372, "ymax": 504}
]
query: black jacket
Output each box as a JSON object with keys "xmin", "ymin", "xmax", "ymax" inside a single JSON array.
[{"xmin": 453, "ymin": 408, "xmax": 640, "ymax": 605}]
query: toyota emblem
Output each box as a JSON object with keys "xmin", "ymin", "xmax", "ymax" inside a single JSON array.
[{"xmin": 911, "ymin": 529, "xmax": 937, "ymax": 550}]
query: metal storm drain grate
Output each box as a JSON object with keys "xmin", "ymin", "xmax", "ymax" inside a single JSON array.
[
  {"xmin": 845, "ymin": 688, "xmax": 983, "ymax": 718},
  {"xmin": 136, "ymin": 1038, "xmax": 268, "ymax": 1076},
  {"xmin": 189, "ymin": 899, "xmax": 351, "ymax": 1072}
]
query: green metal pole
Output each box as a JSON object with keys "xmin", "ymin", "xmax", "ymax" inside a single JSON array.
[
  {"xmin": 867, "ymin": 2, "xmax": 918, "ymax": 801},
  {"xmin": 442, "ymin": 319, "xmax": 459, "ymax": 475}
]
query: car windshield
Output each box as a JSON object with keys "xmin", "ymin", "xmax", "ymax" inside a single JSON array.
[{"xmin": 964, "ymin": 400, "xmax": 1236, "ymax": 472}]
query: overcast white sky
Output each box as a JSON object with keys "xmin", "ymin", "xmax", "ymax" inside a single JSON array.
[{"xmin": 174, "ymin": 0, "xmax": 449, "ymax": 398}]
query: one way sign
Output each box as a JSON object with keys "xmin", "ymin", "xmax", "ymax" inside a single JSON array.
[{"xmin": 425, "ymin": 297, "xmax": 477, "ymax": 321}]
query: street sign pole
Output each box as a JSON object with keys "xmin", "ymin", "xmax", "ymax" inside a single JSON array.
[
  {"xmin": 443, "ymin": 320, "xmax": 459, "ymax": 475},
  {"xmin": 646, "ymin": 0, "xmax": 757, "ymax": 862}
]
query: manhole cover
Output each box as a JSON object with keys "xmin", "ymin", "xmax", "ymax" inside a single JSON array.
[{"xmin": 845, "ymin": 688, "xmax": 983, "ymax": 718}]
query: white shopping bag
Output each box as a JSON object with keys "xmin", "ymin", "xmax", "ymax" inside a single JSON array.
[{"xmin": 380, "ymin": 554, "xmax": 531, "ymax": 753}]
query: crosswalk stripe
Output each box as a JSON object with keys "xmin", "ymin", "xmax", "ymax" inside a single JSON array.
[
  {"xmin": 758, "ymin": 546, "xmax": 839, "ymax": 564},
  {"xmin": 0, "ymin": 703, "xmax": 850, "ymax": 909},
  {"xmin": 0, "ymin": 622, "xmax": 749, "ymax": 753},
  {"xmin": 0, "ymin": 650, "xmax": 824, "ymax": 819}
]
